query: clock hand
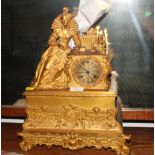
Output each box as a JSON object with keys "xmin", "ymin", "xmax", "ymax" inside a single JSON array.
[
  {"xmin": 87, "ymin": 74, "xmax": 89, "ymax": 83},
  {"xmin": 89, "ymin": 73, "xmax": 95, "ymax": 81},
  {"xmin": 80, "ymin": 64, "xmax": 94, "ymax": 83},
  {"xmin": 80, "ymin": 64, "xmax": 89, "ymax": 73}
]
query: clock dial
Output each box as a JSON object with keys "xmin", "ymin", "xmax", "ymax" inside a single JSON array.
[{"xmin": 75, "ymin": 59, "xmax": 101, "ymax": 84}]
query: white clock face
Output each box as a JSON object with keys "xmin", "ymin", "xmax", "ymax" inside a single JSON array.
[{"xmin": 74, "ymin": 59, "xmax": 102, "ymax": 85}]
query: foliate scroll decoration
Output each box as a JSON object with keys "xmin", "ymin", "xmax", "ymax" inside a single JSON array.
[
  {"xmin": 24, "ymin": 104, "xmax": 121, "ymax": 131},
  {"xmin": 19, "ymin": 130, "xmax": 130, "ymax": 155}
]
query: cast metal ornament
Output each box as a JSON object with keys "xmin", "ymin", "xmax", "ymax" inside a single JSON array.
[
  {"xmin": 19, "ymin": 7, "xmax": 130, "ymax": 155},
  {"xmin": 30, "ymin": 7, "xmax": 81, "ymax": 90},
  {"xmin": 26, "ymin": 8, "xmax": 113, "ymax": 90},
  {"xmin": 23, "ymin": 104, "xmax": 121, "ymax": 130}
]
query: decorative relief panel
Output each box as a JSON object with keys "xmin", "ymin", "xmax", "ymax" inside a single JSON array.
[{"xmin": 24, "ymin": 104, "xmax": 121, "ymax": 131}]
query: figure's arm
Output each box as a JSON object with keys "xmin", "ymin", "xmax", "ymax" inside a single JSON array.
[
  {"xmin": 48, "ymin": 30, "xmax": 58, "ymax": 46},
  {"xmin": 40, "ymin": 31, "xmax": 58, "ymax": 59},
  {"xmin": 73, "ymin": 33, "xmax": 81, "ymax": 48}
]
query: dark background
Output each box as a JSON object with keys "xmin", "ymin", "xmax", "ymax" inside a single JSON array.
[{"xmin": 2, "ymin": 0, "xmax": 154, "ymax": 107}]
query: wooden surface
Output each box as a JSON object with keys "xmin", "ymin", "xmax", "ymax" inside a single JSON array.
[
  {"xmin": 2, "ymin": 106, "xmax": 154, "ymax": 121},
  {"xmin": 122, "ymin": 108, "xmax": 154, "ymax": 121},
  {"xmin": 2, "ymin": 123, "xmax": 154, "ymax": 155}
]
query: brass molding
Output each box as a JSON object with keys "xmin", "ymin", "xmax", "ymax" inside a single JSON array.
[{"xmin": 23, "ymin": 90, "xmax": 117, "ymax": 97}]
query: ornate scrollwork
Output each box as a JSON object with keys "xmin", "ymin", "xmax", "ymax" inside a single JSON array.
[{"xmin": 19, "ymin": 130, "xmax": 130, "ymax": 155}]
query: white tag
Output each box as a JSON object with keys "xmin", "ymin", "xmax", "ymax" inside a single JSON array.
[{"xmin": 70, "ymin": 87, "xmax": 84, "ymax": 92}]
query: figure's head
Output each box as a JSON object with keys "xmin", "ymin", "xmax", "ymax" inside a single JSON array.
[
  {"xmin": 63, "ymin": 7, "xmax": 69, "ymax": 14},
  {"xmin": 61, "ymin": 7, "xmax": 71, "ymax": 26}
]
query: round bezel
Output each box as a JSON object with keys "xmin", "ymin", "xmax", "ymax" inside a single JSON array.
[{"xmin": 72, "ymin": 57, "xmax": 105, "ymax": 88}]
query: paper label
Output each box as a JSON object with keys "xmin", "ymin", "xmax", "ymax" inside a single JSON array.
[{"xmin": 70, "ymin": 87, "xmax": 84, "ymax": 92}]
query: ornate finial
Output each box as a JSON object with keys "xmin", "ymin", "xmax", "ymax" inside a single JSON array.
[{"xmin": 104, "ymin": 28, "xmax": 109, "ymax": 54}]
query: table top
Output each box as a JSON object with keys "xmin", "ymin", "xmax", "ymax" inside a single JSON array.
[{"xmin": 2, "ymin": 123, "xmax": 154, "ymax": 155}]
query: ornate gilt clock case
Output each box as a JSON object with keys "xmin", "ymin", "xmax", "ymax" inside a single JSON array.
[{"xmin": 18, "ymin": 7, "xmax": 130, "ymax": 155}]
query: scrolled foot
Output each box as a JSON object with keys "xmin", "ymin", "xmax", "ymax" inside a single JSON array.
[
  {"xmin": 19, "ymin": 141, "xmax": 33, "ymax": 151},
  {"xmin": 121, "ymin": 145, "xmax": 130, "ymax": 155}
]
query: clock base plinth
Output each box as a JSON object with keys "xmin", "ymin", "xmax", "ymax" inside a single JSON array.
[
  {"xmin": 18, "ymin": 90, "xmax": 130, "ymax": 155},
  {"xmin": 19, "ymin": 129, "xmax": 130, "ymax": 155}
]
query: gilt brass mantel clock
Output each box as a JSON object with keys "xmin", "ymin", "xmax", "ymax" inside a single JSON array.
[{"xmin": 18, "ymin": 7, "xmax": 130, "ymax": 155}]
